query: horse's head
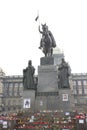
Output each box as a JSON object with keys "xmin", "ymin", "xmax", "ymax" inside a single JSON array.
[{"xmin": 42, "ymin": 23, "xmax": 48, "ymax": 32}]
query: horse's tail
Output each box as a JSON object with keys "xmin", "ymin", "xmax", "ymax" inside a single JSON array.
[{"xmin": 49, "ymin": 31, "xmax": 56, "ymax": 47}]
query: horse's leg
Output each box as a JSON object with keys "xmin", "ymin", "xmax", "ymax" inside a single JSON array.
[
  {"xmin": 47, "ymin": 52, "xmax": 49, "ymax": 56},
  {"xmin": 44, "ymin": 49, "xmax": 47, "ymax": 57},
  {"xmin": 48, "ymin": 48, "xmax": 51, "ymax": 56},
  {"xmin": 51, "ymin": 48, "xmax": 53, "ymax": 56},
  {"xmin": 45, "ymin": 51, "xmax": 47, "ymax": 57}
]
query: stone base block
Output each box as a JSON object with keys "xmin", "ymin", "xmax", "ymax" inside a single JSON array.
[
  {"xmin": 40, "ymin": 56, "xmax": 54, "ymax": 65},
  {"xmin": 22, "ymin": 90, "xmax": 35, "ymax": 111},
  {"xmin": 58, "ymin": 89, "xmax": 75, "ymax": 112},
  {"xmin": 38, "ymin": 65, "xmax": 58, "ymax": 92}
]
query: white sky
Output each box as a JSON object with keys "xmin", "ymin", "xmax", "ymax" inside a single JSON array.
[{"xmin": 0, "ymin": 0, "xmax": 87, "ymax": 75}]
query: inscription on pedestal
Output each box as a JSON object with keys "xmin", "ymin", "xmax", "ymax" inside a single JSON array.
[{"xmin": 40, "ymin": 57, "xmax": 54, "ymax": 65}]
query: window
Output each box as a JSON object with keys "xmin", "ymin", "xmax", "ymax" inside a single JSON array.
[
  {"xmin": 4, "ymin": 83, "xmax": 9, "ymax": 96},
  {"xmin": 9, "ymin": 83, "xmax": 13, "ymax": 87},
  {"xmin": 73, "ymin": 86, "xmax": 76, "ymax": 89},
  {"xmin": 9, "ymin": 92, "xmax": 12, "ymax": 96},
  {"xmin": 74, "ymin": 99, "xmax": 77, "ymax": 103},
  {"xmin": 79, "ymin": 89, "xmax": 82, "ymax": 95},
  {"xmin": 13, "ymin": 100, "xmax": 16, "ymax": 106},
  {"xmin": 73, "ymin": 90, "xmax": 77, "ymax": 95},
  {"xmin": 84, "ymin": 89, "xmax": 87, "ymax": 94},
  {"xmin": 14, "ymin": 83, "xmax": 19, "ymax": 96},
  {"xmin": 73, "ymin": 81, "xmax": 76, "ymax": 86},
  {"xmin": 83, "ymin": 80, "xmax": 87, "ymax": 86},
  {"xmin": 9, "ymin": 83, "xmax": 13, "ymax": 96},
  {"xmin": 77, "ymin": 81, "xmax": 82, "ymax": 86},
  {"xmin": 19, "ymin": 83, "xmax": 23, "ymax": 88},
  {"xmin": 19, "ymin": 92, "xmax": 23, "ymax": 96},
  {"xmin": 14, "ymin": 83, "xmax": 18, "ymax": 87},
  {"xmin": 80, "ymin": 98, "xmax": 86, "ymax": 104},
  {"xmin": 8, "ymin": 100, "xmax": 11, "ymax": 106},
  {"xmin": 14, "ymin": 91, "xmax": 17, "ymax": 96}
]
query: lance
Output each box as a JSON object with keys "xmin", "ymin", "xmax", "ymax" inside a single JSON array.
[{"xmin": 35, "ymin": 10, "xmax": 42, "ymax": 46}]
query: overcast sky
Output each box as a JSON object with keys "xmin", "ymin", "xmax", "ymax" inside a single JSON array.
[{"xmin": 0, "ymin": 0, "xmax": 87, "ymax": 75}]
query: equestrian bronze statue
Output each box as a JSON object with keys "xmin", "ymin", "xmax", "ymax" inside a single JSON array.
[{"xmin": 38, "ymin": 23, "xmax": 56, "ymax": 56}]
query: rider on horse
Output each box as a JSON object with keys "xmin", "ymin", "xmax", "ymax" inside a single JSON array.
[{"xmin": 38, "ymin": 23, "xmax": 56, "ymax": 56}]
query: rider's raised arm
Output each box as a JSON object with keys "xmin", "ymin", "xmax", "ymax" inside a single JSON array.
[{"xmin": 38, "ymin": 25, "xmax": 43, "ymax": 34}]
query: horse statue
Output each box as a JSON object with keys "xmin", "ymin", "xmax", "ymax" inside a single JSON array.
[{"xmin": 38, "ymin": 24, "xmax": 56, "ymax": 57}]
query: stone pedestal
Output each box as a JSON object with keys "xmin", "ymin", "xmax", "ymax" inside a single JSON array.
[
  {"xmin": 22, "ymin": 90, "xmax": 35, "ymax": 111},
  {"xmin": 36, "ymin": 56, "xmax": 59, "ymax": 111},
  {"xmin": 58, "ymin": 88, "xmax": 75, "ymax": 112}
]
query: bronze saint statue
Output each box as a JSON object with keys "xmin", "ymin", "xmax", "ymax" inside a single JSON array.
[
  {"xmin": 23, "ymin": 60, "xmax": 35, "ymax": 89},
  {"xmin": 38, "ymin": 23, "xmax": 56, "ymax": 57},
  {"xmin": 58, "ymin": 58, "xmax": 71, "ymax": 88}
]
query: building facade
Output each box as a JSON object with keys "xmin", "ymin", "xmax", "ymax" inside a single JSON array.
[
  {"xmin": 0, "ymin": 73, "xmax": 23, "ymax": 112},
  {"xmin": 72, "ymin": 73, "xmax": 87, "ymax": 111}
]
